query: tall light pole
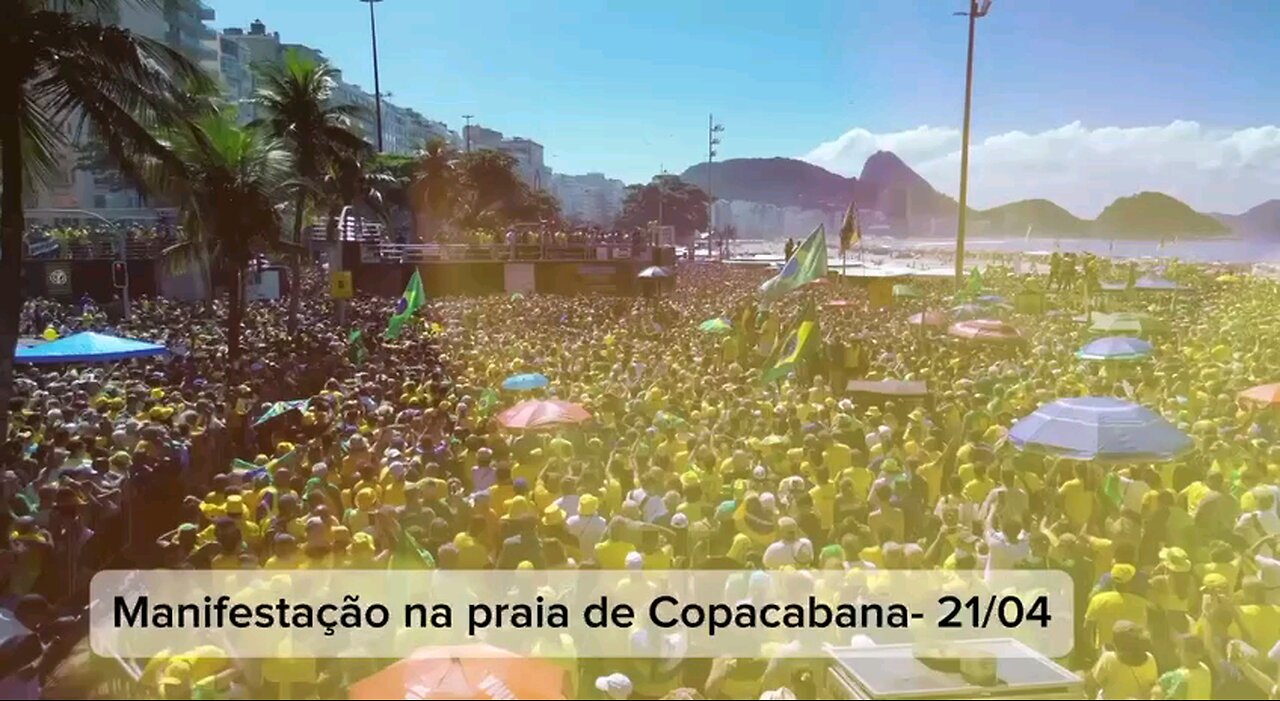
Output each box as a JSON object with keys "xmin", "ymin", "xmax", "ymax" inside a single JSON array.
[
  {"xmin": 462, "ymin": 114, "xmax": 474, "ymax": 152},
  {"xmin": 359, "ymin": 0, "xmax": 385, "ymax": 152},
  {"xmin": 953, "ymin": 0, "xmax": 992, "ymax": 285},
  {"xmin": 707, "ymin": 115, "xmax": 724, "ymax": 236}
]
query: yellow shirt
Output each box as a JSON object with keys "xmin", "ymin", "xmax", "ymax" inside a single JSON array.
[
  {"xmin": 1237, "ymin": 604, "xmax": 1280, "ymax": 654},
  {"xmin": 1058, "ymin": 478, "xmax": 1093, "ymax": 529},
  {"xmin": 824, "ymin": 443, "xmax": 853, "ymax": 472},
  {"xmin": 810, "ymin": 483, "xmax": 836, "ymax": 532},
  {"xmin": 917, "ymin": 460, "xmax": 943, "ymax": 506},
  {"xmin": 1091, "ymin": 651, "xmax": 1157, "ymax": 701},
  {"xmin": 842, "ymin": 467, "xmax": 874, "ymax": 502},
  {"xmin": 1085, "ymin": 591, "xmax": 1149, "ymax": 648},
  {"xmin": 962, "ymin": 477, "xmax": 995, "ymax": 505},
  {"xmin": 594, "ymin": 539, "xmax": 636, "ymax": 569}
]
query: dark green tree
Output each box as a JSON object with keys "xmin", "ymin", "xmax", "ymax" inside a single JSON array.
[
  {"xmin": 0, "ymin": 0, "xmax": 210, "ymax": 436},
  {"xmin": 616, "ymin": 174, "xmax": 710, "ymax": 240}
]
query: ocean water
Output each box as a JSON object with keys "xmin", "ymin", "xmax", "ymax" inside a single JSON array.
[{"xmin": 724, "ymin": 236, "xmax": 1280, "ymax": 264}]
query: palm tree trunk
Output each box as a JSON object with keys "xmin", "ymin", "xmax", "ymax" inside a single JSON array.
[
  {"xmin": 227, "ymin": 262, "xmax": 244, "ymax": 367},
  {"xmin": 287, "ymin": 189, "xmax": 306, "ymax": 333},
  {"xmin": 0, "ymin": 76, "xmax": 27, "ymax": 441}
]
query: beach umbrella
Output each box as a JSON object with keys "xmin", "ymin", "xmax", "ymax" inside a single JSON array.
[
  {"xmin": 892, "ymin": 284, "xmax": 921, "ymax": 299},
  {"xmin": 907, "ymin": 311, "xmax": 948, "ymax": 328},
  {"xmin": 501, "ymin": 373, "xmax": 549, "ymax": 391},
  {"xmin": 1008, "ymin": 397, "xmax": 1192, "ymax": 461},
  {"xmin": 948, "ymin": 319, "xmax": 1023, "ymax": 344},
  {"xmin": 846, "ymin": 380, "xmax": 929, "ymax": 399},
  {"xmin": 15, "ymin": 331, "xmax": 167, "ymax": 364},
  {"xmin": 349, "ymin": 644, "xmax": 567, "ymax": 700},
  {"xmin": 497, "ymin": 399, "xmax": 592, "ymax": 430},
  {"xmin": 1239, "ymin": 383, "xmax": 1280, "ymax": 408},
  {"xmin": 699, "ymin": 317, "xmax": 733, "ymax": 334},
  {"xmin": 1090, "ymin": 312, "xmax": 1169, "ymax": 335},
  {"xmin": 637, "ymin": 266, "xmax": 671, "ymax": 279},
  {"xmin": 950, "ymin": 303, "xmax": 1009, "ymax": 320},
  {"xmin": 1076, "ymin": 336, "xmax": 1153, "ymax": 362}
]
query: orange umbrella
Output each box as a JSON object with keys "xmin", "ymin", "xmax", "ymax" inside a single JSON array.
[
  {"xmin": 907, "ymin": 311, "xmax": 948, "ymax": 328},
  {"xmin": 1239, "ymin": 383, "xmax": 1280, "ymax": 407},
  {"xmin": 948, "ymin": 319, "xmax": 1023, "ymax": 343},
  {"xmin": 497, "ymin": 399, "xmax": 592, "ymax": 430},
  {"xmin": 349, "ymin": 644, "xmax": 567, "ymax": 700}
]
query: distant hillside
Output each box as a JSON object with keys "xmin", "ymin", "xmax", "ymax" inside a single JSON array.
[
  {"xmin": 976, "ymin": 198, "xmax": 1088, "ymax": 236},
  {"xmin": 1213, "ymin": 199, "xmax": 1280, "ymax": 236},
  {"xmin": 1093, "ymin": 192, "xmax": 1229, "ymax": 237},
  {"xmin": 858, "ymin": 151, "xmax": 960, "ymax": 221},
  {"xmin": 681, "ymin": 158, "xmax": 854, "ymax": 210},
  {"xmin": 677, "ymin": 152, "xmax": 1247, "ymax": 240}
]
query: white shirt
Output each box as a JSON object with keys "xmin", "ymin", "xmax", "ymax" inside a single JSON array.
[
  {"xmin": 1255, "ymin": 554, "xmax": 1280, "ymax": 605},
  {"xmin": 565, "ymin": 513, "xmax": 607, "ymax": 554},
  {"xmin": 629, "ymin": 488, "xmax": 668, "ymax": 523},
  {"xmin": 553, "ymin": 494, "xmax": 580, "ymax": 518},
  {"xmin": 763, "ymin": 537, "xmax": 814, "ymax": 570},
  {"xmin": 984, "ymin": 530, "xmax": 1030, "ymax": 583}
]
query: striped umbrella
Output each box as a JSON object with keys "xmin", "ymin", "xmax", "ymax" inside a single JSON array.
[
  {"xmin": 497, "ymin": 399, "xmax": 592, "ymax": 430},
  {"xmin": 1009, "ymin": 397, "xmax": 1191, "ymax": 462},
  {"xmin": 907, "ymin": 310, "xmax": 949, "ymax": 328},
  {"xmin": 947, "ymin": 319, "xmax": 1023, "ymax": 343},
  {"xmin": 1076, "ymin": 336, "xmax": 1153, "ymax": 362},
  {"xmin": 1239, "ymin": 383, "xmax": 1280, "ymax": 408}
]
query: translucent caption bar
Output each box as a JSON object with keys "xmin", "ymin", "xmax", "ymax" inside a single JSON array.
[{"xmin": 90, "ymin": 569, "xmax": 1074, "ymax": 659}]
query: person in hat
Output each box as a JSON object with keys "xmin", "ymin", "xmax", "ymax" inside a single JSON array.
[
  {"xmin": 1087, "ymin": 621, "xmax": 1157, "ymax": 700},
  {"xmin": 1086, "ymin": 563, "xmax": 1150, "ymax": 649}
]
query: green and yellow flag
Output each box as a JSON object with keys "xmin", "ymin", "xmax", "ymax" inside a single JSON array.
[
  {"xmin": 759, "ymin": 224, "xmax": 828, "ymax": 306},
  {"xmin": 763, "ymin": 302, "xmax": 820, "ymax": 382},
  {"xmin": 384, "ymin": 269, "xmax": 425, "ymax": 340},
  {"xmin": 348, "ymin": 328, "xmax": 366, "ymax": 365}
]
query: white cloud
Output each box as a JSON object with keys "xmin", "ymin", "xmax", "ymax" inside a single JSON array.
[{"xmin": 801, "ymin": 121, "xmax": 1280, "ymax": 217}]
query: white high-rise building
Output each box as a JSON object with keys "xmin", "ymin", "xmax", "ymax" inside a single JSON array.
[{"xmin": 551, "ymin": 173, "xmax": 626, "ymax": 227}]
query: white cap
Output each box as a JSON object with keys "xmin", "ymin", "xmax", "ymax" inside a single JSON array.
[
  {"xmin": 670, "ymin": 513, "xmax": 689, "ymax": 528},
  {"xmin": 759, "ymin": 688, "xmax": 797, "ymax": 700},
  {"xmin": 625, "ymin": 552, "xmax": 644, "ymax": 570},
  {"xmin": 752, "ymin": 465, "xmax": 767, "ymax": 479},
  {"xmin": 595, "ymin": 673, "xmax": 633, "ymax": 700}
]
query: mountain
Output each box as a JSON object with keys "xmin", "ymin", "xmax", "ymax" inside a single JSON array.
[
  {"xmin": 680, "ymin": 158, "xmax": 854, "ymax": 210},
  {"xmin": 679, "ymin": 152, "xmax": 1246, "ymax": 239},
  {"xmin": 975, "ymin": 199, "xmax": 1089, "ymax": 236},
  {"xmin": 858, "ymin": 151, "xmax": 959, "ymax": 221},
  {"xmin": 1093, "ymin": 192, "xmax": 1229, "ymax": 237},
  {"xmin": 1212, "ymin": 199, "xmax": 1280, "ymax": 236},
  {"xmin": 680, "ymin": 151, "xmax": 958, "ymax": 221}
]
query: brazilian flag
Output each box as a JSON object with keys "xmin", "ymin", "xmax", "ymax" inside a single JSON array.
[
  {"xmin": 384, "ymin": 269, "xmax": 425, "ymax": 339},
  {"xmin": 763, "ymin": 302, "xmax": 820, "ymax": 382},
  {"xmin": 348, "ymin": 328, "xmax": 366, "ymax": 365}
]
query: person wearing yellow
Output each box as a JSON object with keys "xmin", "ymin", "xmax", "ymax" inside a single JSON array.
[
  {"xmin": 1088, "ymin": 622, "xmax": 1157, "ymax": 700},
  {"xmin": 1085, "ymin": 564, "xmax": 1149, "ymax": 649},
  {"xmin": 593, "ymin": 518, "xmax": 636, "ymax": 569},
  {"xmin": 1057, "ymin": 462, "xmax": 1095, "ymax": 531}
]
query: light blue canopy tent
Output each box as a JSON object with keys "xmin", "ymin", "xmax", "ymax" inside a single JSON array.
[
  {"xmin": 502, "ymin": 373, "xmax": 550, "ymax": 391},
  {"xmin": 15, "ymin": 331, "xmax": 167, "ymax": 364}
]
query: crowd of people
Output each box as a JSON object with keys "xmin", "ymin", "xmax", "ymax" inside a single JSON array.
[{"xmin": 2, "ymin": 254, "xmax": 1280, "ymax": 700}]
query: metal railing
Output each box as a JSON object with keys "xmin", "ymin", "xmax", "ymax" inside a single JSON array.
[
  {"xmin": 26, "ymin": 239, "xmax": 170, "ymax": 260},
  {"xmin": 361, "ymin": 242, "xmax": 648, "ymax": 264}
]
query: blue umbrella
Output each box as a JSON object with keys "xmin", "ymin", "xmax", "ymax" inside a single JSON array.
[
  {"xmin": 1076, "ymin": 336, "xmax": 1153, "ymax": 362},
  {"xmin": 502, "ymin": 373, "xmax": 550, "ymax": 391},
  {"xmin": 1009, "ymin": 397, "xmax": 1191, "ymax": 462}
]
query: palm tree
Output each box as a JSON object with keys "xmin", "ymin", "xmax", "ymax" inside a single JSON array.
[
  {"xmin": 252, "ymin": 47, "xmax": 367, "ymax": 333},
  {"xmin": 409, "ymin": 137, "xmax": 458, "ymax": 241},
  {"xmin": 0, "ymin": 0, "xmax": 209, "ymax": 437},
  {"xmin": 160, "ymin": 111, "xmax": 292, "ymax": 367}
]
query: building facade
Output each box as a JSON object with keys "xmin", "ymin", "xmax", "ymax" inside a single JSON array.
[
  {"xmin": 462, "ymin": 125, "xmax": 550, "ymax": 190},
  {"xmin": 551, "ymin": 173, "xmax": 626, "ymax": 227}
]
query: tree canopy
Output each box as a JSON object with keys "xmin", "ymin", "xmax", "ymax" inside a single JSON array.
[{"xmin": 616, "ymin": 175, "xmax": 709, "ymax": 240}]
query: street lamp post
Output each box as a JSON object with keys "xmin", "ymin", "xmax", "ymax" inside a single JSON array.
[
  {"xmin": 359, "ymin": 0, "xmax": 385, "ymax": 152},
  {"xmin": 462, "ymin": 114, "xmax": 474, "ymax": 152},
  {"xmin": 707, "ymin": 115, "xmax": 723, "ymax": 237},
  {"xmin": 953, "ymin": 0, "xmax": 993, "ymax": 285}
]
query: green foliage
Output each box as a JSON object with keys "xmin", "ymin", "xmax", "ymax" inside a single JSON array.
[{"xmin": 616, "ymin": 175, "xmax": 710, "ymax": 240}]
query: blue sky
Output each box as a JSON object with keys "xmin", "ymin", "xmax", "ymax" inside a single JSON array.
[{"xmin": 207, "ymin": 0, "xmax": 1280, "ymax": 214}]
